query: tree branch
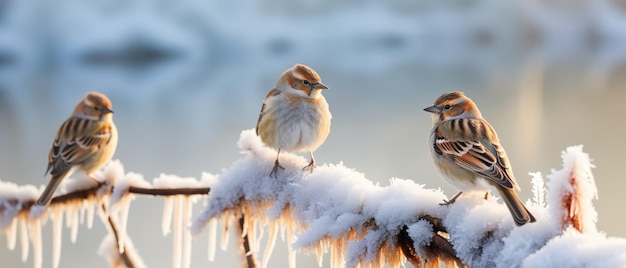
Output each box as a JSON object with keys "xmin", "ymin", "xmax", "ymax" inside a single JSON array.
[
  {"xmin": 128, "ymin": 186, "xmax": 211, "ymax": 196},
  {"xmin": 42, "ymin": 185, "xmax": 211, "ymax": 207},
  {"xmin": 397, "ymin": 217, "xmax": 465, "ymax": 268},
  {"xmin": 100, "ymin": 203, "xmax": 140, "ymax": 268},
  {"xmin": 237, "ymin": 214, "xmax": 258, "ymax": 268}
]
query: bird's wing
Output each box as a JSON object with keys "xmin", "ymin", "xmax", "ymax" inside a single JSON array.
[
  {"xmin": 434, "ymin": 119, "xmax": 515, "ymax": 189},
  {"xmin": 47, "ymin": 117, "xmax": 114, "ymax": 176},
  {"xmin": 256, "ymin": 88, "xmax": 281, "ymax": 135}
]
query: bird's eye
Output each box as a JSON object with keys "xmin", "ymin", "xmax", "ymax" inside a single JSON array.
[
  {"xmin": 93, "ymin": 107, "xmax": 100, "ymax": 110},
  {"xmin": 444, "ymin": 104, "xmax": 451, "ymax": 110},
  {"xmin": 303, "ymin": 80, "xmax": 310, "ymax": 85}
]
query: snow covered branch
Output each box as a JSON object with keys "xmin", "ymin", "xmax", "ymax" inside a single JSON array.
[
  {"xmin": 2, "ymin": 129, "xmax": 626, "ymax": 268},
  {"xmin": 99, "ymin": 203, "xmax": 145, "ymax": 268},
  {"xmin": 191, "ymin": 130, "xmax": 626, "ymax": 268},
  {"xmin": 0, "ymin": 161, "xmax": 212, "ymax": 268}
]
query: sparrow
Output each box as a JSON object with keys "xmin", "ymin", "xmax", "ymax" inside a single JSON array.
[
  {"xmin": 36, "ymin": 92, "xmax": 118, "ymax": 206},
  {"xmin": 424, "ymin": 91, "xmax": 536, "ymax": 226},
  {"xmin": 256, "ymin": 64, "xmax": 331, "ymax": 178}
]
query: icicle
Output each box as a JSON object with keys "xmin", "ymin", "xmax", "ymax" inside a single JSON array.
[
  {"xmin": 173, "ymin": 196, "xmax": 183, "ymax": 268},
  {"xmin": 52, "ymin": 206, "xmax": 64, "ymax": 268},
  {"xmin": 70, "ymin": 204, "xmax": 80, "ymax": 243},
  {"xmin": 261, "ymin": 222, "xmax": 278, "ymax": 268},
  {"xmin": 79, "ymin": 201, "xmax": 86, "ymax": 225},
  {"xmin": 117, "ymin": 196, "xmax": 131, "ymax": 253},
  {"xmin": 530, "ymin": 172, "xmax": 546, "ymax": 207},
  {"xmin": 64, "ymin": 204, "xmax": 72, "ymax": 228},
  {"xmin": 162, "ymin": 196, "xmax": 173, "ymax": 236},
  {"xmin": 30, "ymin": 218, "xmax": 42, "ymax": 268},
  {"xmin": 86, "ymin": 201, "xmax": 96, "ymax": 229},
  {"xmin": 183, "ymin": 196, "xmax": 193, "ymax": 268},
  {"xmin": 287, "ymin": 228, "xmax": 296, "ymax": 268},
  {"xmin": 256, "ymin": 219, "xmax": 265, "ymax": 253},
  {"xmin": 331, "ymin": 239, "xmax": 344, "ymax": 268},
  {"xmin": 208, "ymin": 218, "xmax": 217, "ymax": 261},
  {"xmin": 19, "ymin": 217, "xmax": 29, "ymax": 262},
  {"xmin": 221, "ymin": 211, "xmax": 231, "ymax": 251},
  {"xmin": 6, "ymin": 217, "xmax": 17, "ymax": 250},
  {"xmin": 315, "ymin": 242, "xmax": 325, "ymax": 267}
]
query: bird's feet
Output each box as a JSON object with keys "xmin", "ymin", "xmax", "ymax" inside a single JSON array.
[
  {"xmin": 269, "ymin": 159, "xmax": 285, "ymax": 178},
  {"xmin": 302, "ymin": 159, "xmax": 316, "ymax": 173},
  {"xmin": 439, "ymin": 192, "xmax": 463, "ymax": 206},
  {"xmin": 87, "ymin": 175, "xmax": 104, "ymax": 188}
]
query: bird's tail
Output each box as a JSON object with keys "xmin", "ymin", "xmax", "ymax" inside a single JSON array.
[
  {"xmin": 36, "ymin": 173, "xmax": 69, "ymax": 206},
  {"xmin": 497, "ymin": 187, "xmax": 537, "ymax": 226}
]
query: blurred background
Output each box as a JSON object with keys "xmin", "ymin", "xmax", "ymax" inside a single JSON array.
[{"xmin": 1, "ymin": 0, "xmax": 626, "ymax": 267}]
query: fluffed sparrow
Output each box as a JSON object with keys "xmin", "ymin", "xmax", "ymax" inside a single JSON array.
[
  {"xmin": 424, "ymin": 91, "xmax": 536, "ymax": 226},
  {"xmin": 256, "ymin": 64, "xmax": 331, "ymax": 178},
  {"xmin": 36, "ymin": 92, "xmax": 118, "ymax": 206}
]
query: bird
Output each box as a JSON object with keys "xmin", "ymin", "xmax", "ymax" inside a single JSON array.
[
  {"xmin": 36, "ymin": 92, "xmax": 118, "ymax": 206},
  {"xmin": 424, "ymin": 91, "xmax": 536, "ymax": 226},
  {"xmin": 256, "ymin": 63, "xmax": 331, "ymax": 178}
]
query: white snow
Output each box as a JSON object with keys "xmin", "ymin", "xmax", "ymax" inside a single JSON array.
[
  {"xmin": 547, "ymin": 145, "xmax": 598, "ymax": 233},
  {"xmin": 523, "ymin": 227, "xmax": 626, "ymax": 267},
  {"xmin": 153, "ymin": 173, "xmax": 204, "ymax": 189},
  {"xmin": 0, "ymin": 130, "xmax": 624, "ymax": 267},
  {"xmin": 190, "ymin": 130, "xmax": 625, "ymax": 268},
  {"xmin": 110, "ymin": 171, "xmax": 150, "ymax": 208},
  {"xmin": 98, "ymin": 233, "xmax": 147, "ymax": 268},
  {"xmin": 530, "ymin": 172, "xmax": 546, "ymax": 207}
]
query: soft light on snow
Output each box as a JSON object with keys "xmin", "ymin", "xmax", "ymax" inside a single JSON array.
[
  {"xmin": 524, "ymin": 228, "xmax": 626, "ymax": 267},
  {"xmin": 153, "ymin": 173, "xmax": 204, "ymax": 189},
  {"xmin": 547, "ymin": 145, "xmax": 598, "ymax": 233},
  {"xmin": 98, "ymin": 233, "xmax": 147, "ymax": 268},
  {"xmin": 530, "ymin": 172, "xmax": 546, "ymax": 207},
  {"xmin": 190, "ymin": 130, "xmax": 624, "ymax": 268},
  {"xmin": 192, "ymin": 129, "xmax": 450, "ymax": 268},
  {"xmin": 110, "ymin": 171, "xmax": 150, "ymax": 207},
  {"xmin": 0, "ymin": 131, "xmax": 624, "ymax": 268}
]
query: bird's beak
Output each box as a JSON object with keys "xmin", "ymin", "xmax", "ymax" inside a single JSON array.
[
  {"xmin": 313, "ymin": 82, "xmax": 328, "ymax": 90},
  {"xmin": 101, "ymin": 107, "xmax": 114, "ymax": 114},
  {"xmin": 423, "ymin": 105, "xmax": 439, "ymax": 114}
]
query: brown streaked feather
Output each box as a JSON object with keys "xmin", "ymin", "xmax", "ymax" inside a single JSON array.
[
  {"xmin": 434, "ymin": 118, "xmax": 515, "ymax": 189},
  {"xmin": 293, "ymin": 64, "xmax": 321, "ymax": 82},
  {"xmin": 433, "ymin": 91, "xmax": 465, "ymax": 106},
  {"xmin": 47, "ymin": 117, "xmax": 113, "ymax": 176},
  {"xmin": 256, "ymin": 88, "xmax": 281, "ymax": 135}
]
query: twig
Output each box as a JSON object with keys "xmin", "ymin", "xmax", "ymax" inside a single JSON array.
[
  {"xmin": 237, "ymin": 214, "xmax": 258, "ymax": 268},
  {"xmin": 100, "ymin": 203, "xmax": 138, "ymax": 268},
  {"xmin": 397, "ymin": 217, "xmax": 465, "ymax": 268},
  {"xmin": 128, "ymin": 186, "xmax": 210, "ymax": 196},
  {"xmin": 44, "ymin": 185, "xmax": 211, "ymax": 206}
]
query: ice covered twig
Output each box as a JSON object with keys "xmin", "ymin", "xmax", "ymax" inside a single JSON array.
[
  {"xmin": 0, "ymin": 161, "xmax": 211, "ymax": 268},
  {"xmin": 547, "ymin": 145, "xmax": 598, "ymax": 233},
  {"xmin": 99, "ymin": 202, "xmax": 146, "ymax": 268},
  {"xmin": 192, "ymin": 129, "xmax": 462, "ymax": 268},
  {"xmin": 1, "ymin": 131, "xmax": 621, "ymax": 268}
]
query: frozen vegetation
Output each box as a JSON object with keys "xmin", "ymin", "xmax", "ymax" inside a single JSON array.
[{"xmin": 0, "ymin": 129, "xmax": 624, "ymax": 267}]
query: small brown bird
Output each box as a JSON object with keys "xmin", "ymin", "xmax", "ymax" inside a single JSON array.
[
  {"xmin": 424, "ymin": 91, "xmax": 536, "ymax": 226},
  {"xmin": 256, "ymin": 64, "xmax": 331, "ymax": 178},
  {"xmin": 36, "ymin": 92, "xmax": 118, "ymax": 206}
]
